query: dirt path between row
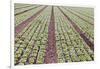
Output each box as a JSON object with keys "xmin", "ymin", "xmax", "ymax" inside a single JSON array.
[
  {"xmin": 58, "ymin": 7, "xmax": 94, "ymax": 51},
  {"xmin": 15, "ymin": 6, "xmax": 47, "ymax": 36},
  {"xmin": 44, "ymin": 6, "xmax": 58, "ymax": 63}
]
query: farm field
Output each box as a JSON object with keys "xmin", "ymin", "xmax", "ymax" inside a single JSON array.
[{"xmin": 14, "ymin": 3, "xmax": 94, "ymax": 65}]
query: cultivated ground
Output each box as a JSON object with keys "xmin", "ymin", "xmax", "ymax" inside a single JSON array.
[{"xmin": 14, "ymin": 3, "xmax": 94, "ymax": 65}]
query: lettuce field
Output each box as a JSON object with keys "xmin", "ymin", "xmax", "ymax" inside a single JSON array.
[{"xmin": 14, "ymin": 3, "xmax": 94, "ymax": 65}]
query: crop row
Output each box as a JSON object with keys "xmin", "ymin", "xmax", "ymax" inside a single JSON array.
[
  {"xmin": 14, "ymin": 3, "xmax": 34, "ymax": 9},
  {"xmin": 15, "ymin": 5, "xmax": 44, "ymax": 26},
  {"xmin": 54, "ymin": 7, "xmax": 93, "ymax": 62},
  {"xmin": 15, "ymin": 5, "xmax": 39, "ymax": 14},
  {"xmin": 65, "ymin": 7, "xmax": 94, "ymax": 17},
  {"xmin": 59, "ymin": 7, "xmax": 94, "ymax": 43},
  {"xmin": 63, "ymin": 7, "xmax": 94, "ymax": 24},
  {"xmin": 15, "ymin": 6, "xmax": 51, "ymax": 65}
]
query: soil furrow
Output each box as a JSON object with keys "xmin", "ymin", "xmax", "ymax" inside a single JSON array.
[{"xmin": 44, "ymin": 6, "xmax": 58, "ymax": 63}]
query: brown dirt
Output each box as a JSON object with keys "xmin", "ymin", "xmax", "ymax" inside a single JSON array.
[{"xmin": 44, "ymin": 6, "xmax": 58, "ymax": 63}]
